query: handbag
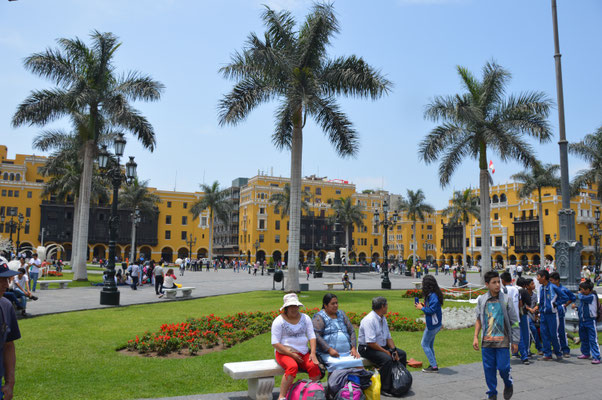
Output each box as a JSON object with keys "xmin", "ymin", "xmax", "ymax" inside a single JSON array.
[{"xmin": 362, "ymin": 370, "xmax": 380, "ymax": 400}]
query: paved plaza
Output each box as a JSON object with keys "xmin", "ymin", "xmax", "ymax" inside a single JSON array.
[{"xmin": 26, "ymin": 270, "xmax": 601, "ymax": 399}]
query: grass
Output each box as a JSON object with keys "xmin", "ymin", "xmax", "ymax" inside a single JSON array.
[
  {"xmin": 15, "ymin": 290, "xmax": 601, "ymax": 400},
  {"xmin": 37, "ymin": 272, "xmax": 104, "ymax": 287}
]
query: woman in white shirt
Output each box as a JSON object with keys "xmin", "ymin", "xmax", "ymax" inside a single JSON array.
[{"xmin": 271, "ymin": 293, "xmax": 320, "ymax": 400}]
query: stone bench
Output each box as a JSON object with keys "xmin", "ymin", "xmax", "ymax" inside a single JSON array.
[
  {"xmin": 323, "ymin": 282, "xmax": 345, "ymax": 290},
  {"xmin": 224, "ymin": 358, "xmax": 373, "ymax": 400},
  {"xmin": 163, "ymin": 287, "xmax": 194, "ymax": 299},
  {"xmin": 38, "ymin": 280, "xmax": 72, "ymax": 290},
  {"xmin": 412, "ymin": 281, "xmax": 422, "ymax": 289}
]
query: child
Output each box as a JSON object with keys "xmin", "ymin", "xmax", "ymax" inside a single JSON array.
[
  {"xmin": 500, "ymin": 272, "xmax": 520, "ymax": 358},
  {"xmin": 416, "ymin": 275, "xmax": 443, "ymax": 373},
  {"xmin": 523, "ymin": 278, "xmax": 542, "ymax": 355},
  {"xmin": 515, "ymin": 278, "xmax": 531, "ymax": 365},
  {"xmin": 473, "ymin": 271, "xmax": 519, "ymax": 400},
  {"xmin": 572, "ymin": 280, "xmax": 601, "ymax": 364},
  {"xmin": 536, "ymin": 269, "xmax": 569, "ymax": 360},
  {"xmin": 549, "ymin": 271, "xmax": 576, "ymax": 357}
]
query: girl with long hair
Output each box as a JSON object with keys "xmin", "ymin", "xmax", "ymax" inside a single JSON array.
[{"xmin": 415, "ymin": 274, "xmax": 444, "ymax": 372}]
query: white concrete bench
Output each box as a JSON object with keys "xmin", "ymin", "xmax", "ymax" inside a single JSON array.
[
  {"xmin": 323, "ymin": 282, "xmax": 345, "ymax": 290},
  {"xmin": 163, "ymin": 287, "xmax": 194, "ymax": 299},
  {"xmin": 224, "ymin": 358, "xmax": 373, "ymax": 400},
  {"xmin": 38, "ymin": 280, "xmax": 72, "ymax": 290},
  {"xmin": 412, "ymin": 281, "xmax": 422, "ymax": 289}
]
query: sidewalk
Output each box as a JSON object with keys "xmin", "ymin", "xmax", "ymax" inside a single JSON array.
[
  {"xmin": 140, "ymin": 351, "xmax": 600, "ymax": 400},
  {"xmin": 25, "ymin": 269, "xmax": 483, "ymax": 315}
]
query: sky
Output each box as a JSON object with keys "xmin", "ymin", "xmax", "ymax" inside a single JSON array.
[{"xmin": 1, "ymin": 0, "xmax": 601, "ymax": 208}]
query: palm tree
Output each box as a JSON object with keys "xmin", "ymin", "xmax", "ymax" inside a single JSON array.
[
  {"xmin": 190, "ymin": 181, "xmax": 232, "ymax": 262},
  {"xmin": 442, "ymin": 189, "xmax": 480, "ymax": 268},
  {"xmin": 419, "ymin": 61, "xmax": 553, "ymax": 277},
  {"xmin": 569, "ymin": 125, "xmax": 602, "ymax": 200},
  {"xmin": 398, "ymin": 189, "xmax": 435, "ymax": 266},
  {"xmin": 269, "ymin": 184, "xmax": 311, "ymax": 218},
  {"xmin": 118, "ymin": 179, "xmax": 161, "ymax": 262},
  {"xmin": 13, "ymin": 31, "xmax": 164, "ymax": 281},
  {"xmin": 218, "ymin": 4, "xmax": 391, "ymax": 292},
  {"xmin": 329, "ymin": 196, "xmax": 365, "ymax": 264},
  {"xmin": 511, "ymin": 162, "xmax": 560, "ymax": 268}
]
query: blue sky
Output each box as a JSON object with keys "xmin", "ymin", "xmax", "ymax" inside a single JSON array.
[{"xmin": 1, "ymin": 0, "xmax": 601, "ymax": 208}]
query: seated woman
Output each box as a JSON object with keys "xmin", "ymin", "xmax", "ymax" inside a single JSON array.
[
  {"xmin": 312, "ymin": 293, "xmax": 363, "ymax": 372},
  {"xmin": 164, "ymin": 268, "xmax": 177, "ymax": 289},
  {"xmin": 271, "ymin": 293, "xmax": 321, "ymax": 400}
]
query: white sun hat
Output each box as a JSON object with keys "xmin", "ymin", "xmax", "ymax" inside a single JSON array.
[{"xmin": 280, "ymin": 293, "xmax": 304, "ymax": 311}]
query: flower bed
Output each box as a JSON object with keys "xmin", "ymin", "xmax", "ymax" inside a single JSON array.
[
  {"xmin": 47, "ymin": 271, "xmax": 63, "ymax": 277},
  {"xmin": 402, "ymin": 288, "xmax": 487, "ymax": 301},
  {"xmin": 126, "ymin": 308, "xmax": 425, "ymax": 356}
]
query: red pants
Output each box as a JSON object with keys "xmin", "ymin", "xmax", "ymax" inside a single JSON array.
[{"xmin": 275, "ymin": 351, "xmax": 321, "ymax": 379}]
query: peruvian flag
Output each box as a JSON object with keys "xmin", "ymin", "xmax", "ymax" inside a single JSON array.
[{"xmin": 489, "ymin": 160, "xmax": 495, "ymax": 174}]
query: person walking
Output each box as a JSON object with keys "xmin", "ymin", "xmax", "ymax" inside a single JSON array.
[
  {"xmin": 416, "ymin": 275, "xmax": 443, "ymax": 373},
  {"xmin": 27, "ymin": 253, "xmax": 41, "ymax": 292},
  {"xmin": 154, "ymin": 262, "xmax": 165, "ymax": 297},
  {"xmin": 130, "ymin": 261, "xmax": 140, "ymax": 290}
]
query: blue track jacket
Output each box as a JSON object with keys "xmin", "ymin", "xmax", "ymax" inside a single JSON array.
[
  {"xmin": 539, "ymin": 282, "xmax": 569, "ymax": 314},
  {"xmin": 577, "ymin": 293, "xmax": 598, "ymax": 322},
  {"xmin": 422, "ymin": 292, "xmax": 442, "ymax": 330}
]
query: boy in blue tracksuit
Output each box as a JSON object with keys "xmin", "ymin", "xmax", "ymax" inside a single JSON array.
[
  {"xmin": 474, "ymin": 271, "xmax": 519, "ymax": 400},
  {"xmin": 572, "ymin": 280, "xmax": 601, "ymax": 364},
  {"xmin": 536, "ymin": 270, "xmax": 569, "ymax": 360},
  {"xmin": 549, "ymin": 272, "xmax": 576, "ymax": 357}
]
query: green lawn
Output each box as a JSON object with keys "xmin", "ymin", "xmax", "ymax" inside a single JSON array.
[
  {"xmin": 38, "ymin": 272, "xmax": 104, "ymax": 287},
  {"xmin": 15, "ymin": 290, "xmax": 600, "ymax": 400}
]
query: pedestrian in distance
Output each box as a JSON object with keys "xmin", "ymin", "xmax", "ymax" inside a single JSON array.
[
  {"xmin": 473, "ymin": 270, "xmax": 519, "ymax": 400},
  {"xmin": 416, "ymin": 275, "xmax": 443, "ymax": 373},
  {"xmin": 154, "ymin": 262, "xmax": 165, "ymax": 298}
]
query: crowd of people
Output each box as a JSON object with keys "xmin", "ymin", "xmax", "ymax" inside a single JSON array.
[{"xmin": 0, "ymin": 253, "xmax": 42, "ymax": 317}]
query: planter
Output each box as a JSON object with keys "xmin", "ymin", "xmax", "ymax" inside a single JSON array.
[
  {"xmin": 267, "ymin": 268, "xmax": 275, "ymax": 274},
  {"xmin": 313, "ymin": 272, "xmax": 323, "ymax": 278},
  {"xmin": 299, "ymin": 283, "xmax": 309, "ymax": 292}
]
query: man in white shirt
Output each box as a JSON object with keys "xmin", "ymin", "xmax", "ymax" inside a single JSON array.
[
  {"xmin": 11, "ymin": 268, "xmax": 38, "ymax": 316},
  {"xmin": 154, "ymin": 263, "xmax": 165, "ymax": 297},
  {"xmin": 27, "ymin": 253, "xmax": 42, "ymax": 292},
  {"xmin": 500, "ymin": 271, "xmax": 520, "ymax": 357},
  {"xmin": 130, "ymin": 262, "xmax": 140, "ymax": 290},
  {"xmin": 358, "ymin": 297, "xmax": 407, "ymax": 395}
]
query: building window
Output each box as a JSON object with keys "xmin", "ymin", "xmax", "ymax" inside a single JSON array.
[
  {"xmin": 545, "ymin": 234, "xmax": 551, "ymax": 245},
  {"xmin": 167, "ymin": 201, "xmax": 172, "ymax": 208},
  {"xmin": 336, "ymin": 189, "xmax": 341, "ymax": 194},
  {"xmin": 476, "ymin": 237, "xmax": 482, "ymax": 246},
  {"xmin": 274, "ymin": 208, "xmax": 279, "ymax": 214},
  {"xmin": 165, "ymin": 230, "xmax": 171, "ymax": 239},
  {"xmin": 181, "ymin": 231, "xmax": 187, "ymax": 240},
  {"xmin": 183, "ymin": 202, "xmax": 187, "ymax": 209},
  {"xmin": 545, "ymin": 209, "xmax": 548, "ymax": 216},
  {"xmin": 579, "ymin": 235, "xmax": 583, "ymax": 243},
  {"xmin": 201, "ymin": 216, "xmax": 207, "ymax": 226},
  {"xmin": 14, "ymin": 191, "xmax": 19, "ymax": 198},
  {"xmin": 275, "ymin": 235, "xmax": 280, "ymax": 243},
  {"xmin": 7, "ymin": 190, "xmax": 12, "ymax": 197},
  {"xmin": 315, "ymin": 187, "xmax": 321, "ymax": 195},
  {"xmin": 182, "ymin": 216, "xmax": 187, "ymax": 225},
  {"xmin": 374, "ymin": 238, "xmax": 378, "ymax": 246},
  {"xmin": 26, "ymin": 208, "xmax": 31, "ymax": 217},
  {"xmin": 275, "ymin": 220, "xmax": 280, "ymax": 230},
  {"xmin": 259, "ymin": 207, "xmax": 265, "ymax": 214},
  {"xmin": 259, "ymin": 234, "xmax": 264, "ymax": 243},
  {"xmin": 166, "ymin": 215, "xmax": 171, "ymax": 224},
  {"xmin": 495, "ymin": 236, "xmax": 503, "ymax": 246},
  {"xmin": 24, "ymin": 225, "xmax": 29, "ymax": 234},
  {"xmin": 510, "ymin": 212, "xmax": 513, "ymax": 219},
  {"xmin": 259, "ymin": 219, "xmax": 265, "ymax": 230},
  {"xmin": 27, "ymin": 191, "xmax": 32, "ymax": 198},
  {"xmin": 494, "ymin": 213, "xmax": 498, "ymax": 220},
  {"xmin": 509, "ymin": 236, "xmax": 514, "ymax": 246}
]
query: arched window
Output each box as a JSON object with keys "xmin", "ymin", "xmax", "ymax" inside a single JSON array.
[
  {"xmin": 15, "ymin": 174, "xmax": 20, "ymax": 182},
  {"xmin": 500, "ymin": 193, "xmax": 507, "ymax": 203},
  {"xmin": 492, "ymin": 195, "xmax": 499, "ymax": 203},
  {"xmin": 9, "ymin": 173, "xmax": 14, "ymax": 181}
]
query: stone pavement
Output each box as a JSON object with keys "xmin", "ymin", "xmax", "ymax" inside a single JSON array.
[
  {"xmin": 26, "ymin": 269, "xmax": 485, "ymax": 315},
  {"xmin": 140, "ymin": 350, "xmax": 600, "ymax": 400}
]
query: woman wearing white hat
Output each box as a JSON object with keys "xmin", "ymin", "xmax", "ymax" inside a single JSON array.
[{"xmin": 271, "ymin": 293, "xmax": 321, "ymax": 400}]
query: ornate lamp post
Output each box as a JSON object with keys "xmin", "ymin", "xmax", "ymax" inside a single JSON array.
[
  {"xmin": 1, "ymin": 208, "xmax": 18, "ymax": 245},
  {"xmin": 14, "ymin": 213, "xmax": 29, "ymax": 255},
  {"xmin": 587, "ymin": 207, "xmax": 602, "ymax": 276},
  {"xmin": 374, "ymin": 200, "xmax": 398, "ymax": 289},
  {"xmin": 253, "ymin": 239, "xmax": 260, "ymax": 262},
  {"xmin": 186, "ymin": 234, "xmax": 197, "ymax": 263},
  {"xmin": 97, "ymin": 133, "xmax": 137, "ymax": 306},
  {"xmin": 503, "ymin": 241, "xmax": 509, "ymax": 270}
]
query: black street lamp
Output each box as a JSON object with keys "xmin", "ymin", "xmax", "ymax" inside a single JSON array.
[
  {"xmin": 97, "ymin": 133, "xmax": 137, "ymax": 306},
  {"xmin": 14, "ymin": 213, "xmax": 29, "ymax": 255},
  {"xmin": 253, "ymin": 240, "xmax": 260, "ymax": 262},
  {"xmin": 374, "ymin": 200, "xmax": 398, "ymax": 289},
  {"xmin": 186, "ymin": 234, "xmax": 197, "ymax": 263},
  {"xmin": 587, "ymin": 207, "xmax": 602, "ymax": 276}
]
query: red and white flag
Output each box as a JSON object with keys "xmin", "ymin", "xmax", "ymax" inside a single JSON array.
[{"xmin": 489, "ymin": 160, "xmax": 495, "ymax": 174}]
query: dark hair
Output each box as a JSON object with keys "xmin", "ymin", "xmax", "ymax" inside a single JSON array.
[
  {"xmin": 372, "ymin": 296, "xmax": 388, "ymax": 311},
  {"xmin": 537, "ymin": 269, "xmax": 549, "ymax": 280},
  {"xmin": 517, "ymin": 277, "xmax": 533, "ymax": 288},
  {"xmin": 166, "ymin": 268, "xmax": 174, "ymax": 275},
  {"xmin": 422, "ymin": 275, "xmax": 444, "ymax": 306},
  {"xmin": 579, "ymin": 280, "xmax": 594, "ymax": 291},
  {"xmin": 500, "ymin": 271, "xmax": 512, "ymax": 283},
  {"xmin": 549, "ymin": 271, "xmax": 560, "ymax": 281},
  {"xmin": 17, "ymin": 268, "xmax": 25, "ymax": 274},
  {"xmin": 484, "ymin": 270, "xmax": 499, "ymax": 283},
  {"xmin": 322, "ymin": 293, "xmax": 338, "ymax": 309}
]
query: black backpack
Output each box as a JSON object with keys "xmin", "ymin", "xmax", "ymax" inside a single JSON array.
[{"xmin": 389, "ymin": 361, "xmax": 412, "ymax": 397}]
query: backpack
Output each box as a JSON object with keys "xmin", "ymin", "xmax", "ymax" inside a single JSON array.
[
  {"xmin": 389, "ymin": 362, "xmax": 412, "ymax": 397},
  {"xmin": 594, "ymin": 290, "xmax": 602, "ymax": 323},
  {"xmin": 335, "ymin": 382, "xmax": 365, "ymax": 400},
  {"xmin": 286, "ymin": 380, "xmax": 326, "ymax": 400}
]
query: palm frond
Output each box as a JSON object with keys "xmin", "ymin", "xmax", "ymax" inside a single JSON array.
[
  {"xmin": 218, "ymin": 76, "xmax": 278, "ymax": 126},
  {"xmin": 310, "ymin": 96, "xmax": 358, "ymax": 157},
  {"xmin": 114, "ymin": 71, "xmax": 164, "ymax": 102},
  {"xmin": 320, "ymin": 55, "xmax": 392, "ymax": 99},
  {"xmin": 298, "ymin": 2, "xmax": 339, "ymax": 70},
  {"xmin": 12, "ymin": 88, "xmax": 72, "ymax": 127}
]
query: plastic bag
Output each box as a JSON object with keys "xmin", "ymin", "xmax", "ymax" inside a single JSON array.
[
  {"xmin": 362, "ymin": 370, "xmax": 380, "ymax": 400},
  {"xmin": 389, "ymin": 362, "xmax": 412, "ymax": 397}
]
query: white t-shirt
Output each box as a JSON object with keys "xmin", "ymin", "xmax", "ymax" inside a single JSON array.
[
  {"xmin": 164, "ymin": 274, "xmax": 176, "ymax": 287},
  {"xmin": 271, "ymin": 314, "xmax": 315, "ymax": 355},
  {"xmin": 12, "ymin": 274, "xmax": 28, "ymax": 291},
  {"xmin": 154, "ymin": 265, "xmax": 164, "ymax": 277},
  {"xmin": 131, "ymin": 264, "xmax": 140, "ymax": 277},
  {"xmin": 503, "ymin": 284, "xmax": 520, "ymax": 318},
  {"xmin": 29, "ymin": 258, "xmax": 41, "ymax": 274}
]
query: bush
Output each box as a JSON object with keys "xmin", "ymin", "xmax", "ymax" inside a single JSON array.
[{"xmin": 314, "ymin": 258, "xmax": 322, "ymax": 271}]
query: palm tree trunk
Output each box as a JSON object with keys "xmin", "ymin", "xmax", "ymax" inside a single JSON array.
[
  {"xmin": 208, "ymin": 210, "xmax": 214, "ymax": 262},
  {"xmin": 285, "ymin": 115, "xmax": 302, "ymax": 293},
  {"xmin": 71, "ymin": 194, "xmax": 80, "ymax": 265},
  {"xmin": 479, "ymin": 167, "xmax": 492, "ymax": 280},
  {"xmin": 412, "ymin": 221, "xmax": 417, "ymax": 266},
  {"xmin": 462, "ymin": 221, "xmax": 467, "ymax": 268},
  {"xmin": 538, "ymin": 189, "xmax": 545, "ymax": 268},
  {"xmin": 130, "ymin": 214, "xmax": 136, "ymax": 262},
  {"xmin": 73, "ymin": 140, "xmax": 94, "ymax": 281}
]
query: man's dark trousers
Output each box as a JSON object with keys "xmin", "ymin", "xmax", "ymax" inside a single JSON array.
[
  {"xmin": 155, "ymin": 276, "xmax": 164, "ymax": 294},
  {"xmin": 359, "ymin": 345, "xmax": 407, "ymax": 393}
]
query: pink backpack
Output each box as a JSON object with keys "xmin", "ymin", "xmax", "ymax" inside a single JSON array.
[
  {"xmin": 286, "ymin": 380, "xmax": 326, "ymax": 400},
  {"xmin": 335, "ymin": 382, "xmax": 365, "ymax": 400}
]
